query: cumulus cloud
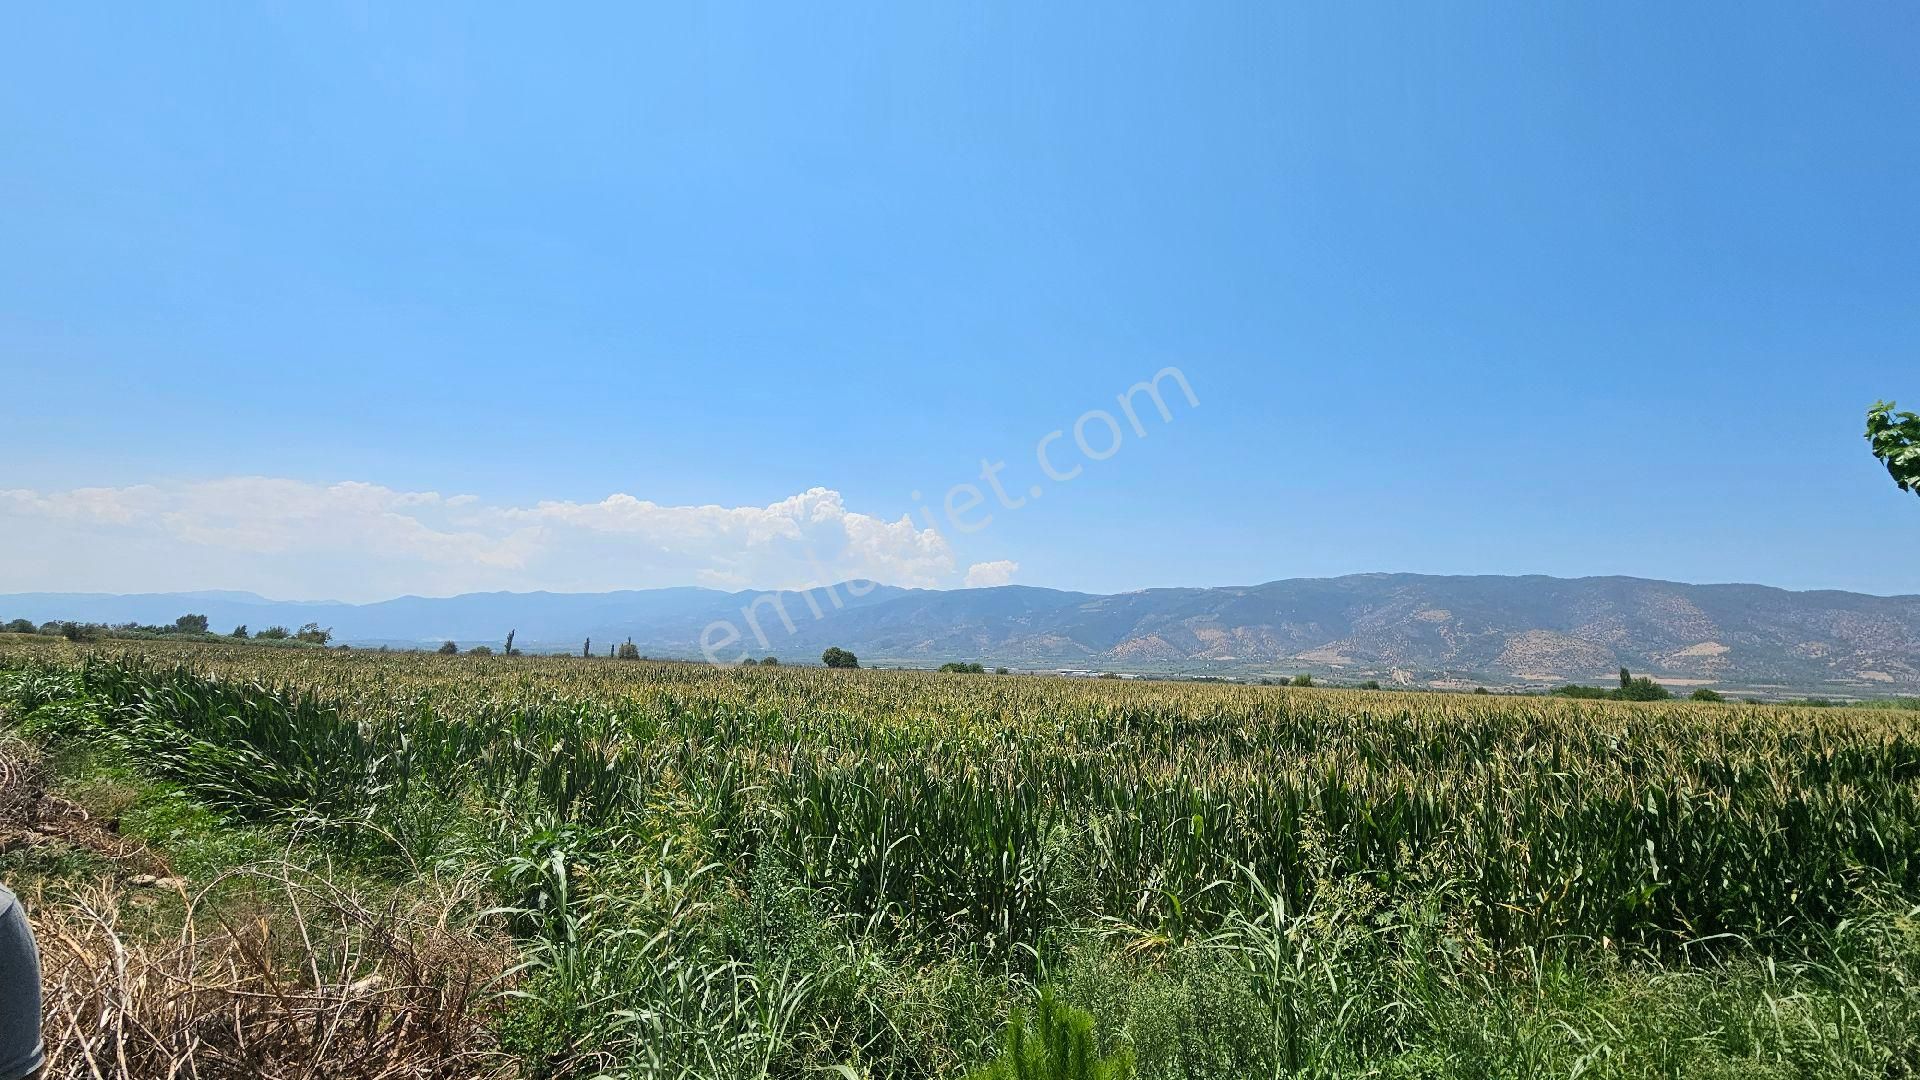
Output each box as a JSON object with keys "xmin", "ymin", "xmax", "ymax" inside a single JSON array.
[
  {"xmin": 964, "ymin": 560, "xmax": 1020, "ymax": 588},
  {"xmin": 0, "ymin": 477, "xmax": 964, "ymax": 600}
]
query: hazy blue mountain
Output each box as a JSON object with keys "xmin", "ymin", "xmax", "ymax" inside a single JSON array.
[{"xmin": 5, "ymin": 574, "xmax": 1918, "ymax": 694}]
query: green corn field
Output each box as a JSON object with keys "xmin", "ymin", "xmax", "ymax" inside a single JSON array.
[{"xmin": 4, "ymin": 635, "xmax": 1919, "ymax": 1079}]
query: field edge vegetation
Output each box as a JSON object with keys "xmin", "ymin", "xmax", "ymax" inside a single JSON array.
[{"xmin": 4, "ymin": 637, "xmax": 1920, "ymax": 1079}]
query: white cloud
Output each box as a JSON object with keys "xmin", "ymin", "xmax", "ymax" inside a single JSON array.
[
  {"xmin": 1, "ymin": 485, "xmax": 161, "ymax": 525},
  {"xmin": 964, "ymin": 560, "xmax": 1020, "ymax": 588},
  {"xmin": 0, "ymin": 476, "xmax": 962, "ymax": 601}
]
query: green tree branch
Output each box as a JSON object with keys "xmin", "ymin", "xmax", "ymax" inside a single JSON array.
[{"xmin": 1867, "ymin": 400, "xmax": 1920, "ymax": 496}]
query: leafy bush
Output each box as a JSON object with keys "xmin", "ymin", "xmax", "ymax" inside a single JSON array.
[
  {"xmin": 1555, "ymin": 684, "xmax": 1611, "ymax": 699},
  {"xmin": 1866, "ymin": 399, "xmax": 1920, "ymax": 495},
  {"xmin": 1558, "ymin": 680, "xmax": 1672, "ymax": 701},
  {"xmin": 1616, "ymin": 676, "xmax": 1672, "ymax": 701},
  {"xmin": 968, "ymin": 987, "xmax": 1133, "ymax": 1080}
]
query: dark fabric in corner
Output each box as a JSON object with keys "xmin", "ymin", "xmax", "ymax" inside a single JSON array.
[{"xmin": 0, "ymin": 884, "xmax": 43, "ymax": 1080}]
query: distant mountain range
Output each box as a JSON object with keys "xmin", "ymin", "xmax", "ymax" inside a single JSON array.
[{"xmin": 5, "ymin": 574, "xmax": 1919, "ymax": 695}]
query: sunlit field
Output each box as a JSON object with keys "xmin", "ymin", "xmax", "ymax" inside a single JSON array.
[{"xmin": 5, "ymin": 635, "xmax": 1919, "ymax": 1079}]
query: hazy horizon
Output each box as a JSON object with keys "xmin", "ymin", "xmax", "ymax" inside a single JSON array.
[{"xmin": 10, "ymin": 566, "xmax": 1920, "ymax": 608}]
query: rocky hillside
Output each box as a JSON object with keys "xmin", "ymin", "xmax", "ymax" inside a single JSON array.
[
  {"xmin": 7, "ymin": 574, "xmax": 1918, "ymax": 693},
  {"xmin": 704, "ymin": 574, "xmax": 1920, "ymax": 693}
]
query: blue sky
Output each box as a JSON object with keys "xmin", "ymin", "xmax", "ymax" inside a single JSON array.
[{"xmin": 2, "ymin": 3, "xmax": 1915, "ymax": 601}]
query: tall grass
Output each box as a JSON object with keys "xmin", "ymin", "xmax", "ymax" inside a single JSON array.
[{"xmin": 5, "ymin": 638, "xmax": 1920, "ymax": 1077}]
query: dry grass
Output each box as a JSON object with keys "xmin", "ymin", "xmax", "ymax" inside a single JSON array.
[
  {"xmin": 0, "ymin": 734, "xmax": 160, "ymax": 875},
  {"xmin": 26, "ymin": 867, "xmax": 518, "ymax": 1080},
  {"xmin": 2, "ymin": 734, "xmax": 520, "ymax": 1080}
]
